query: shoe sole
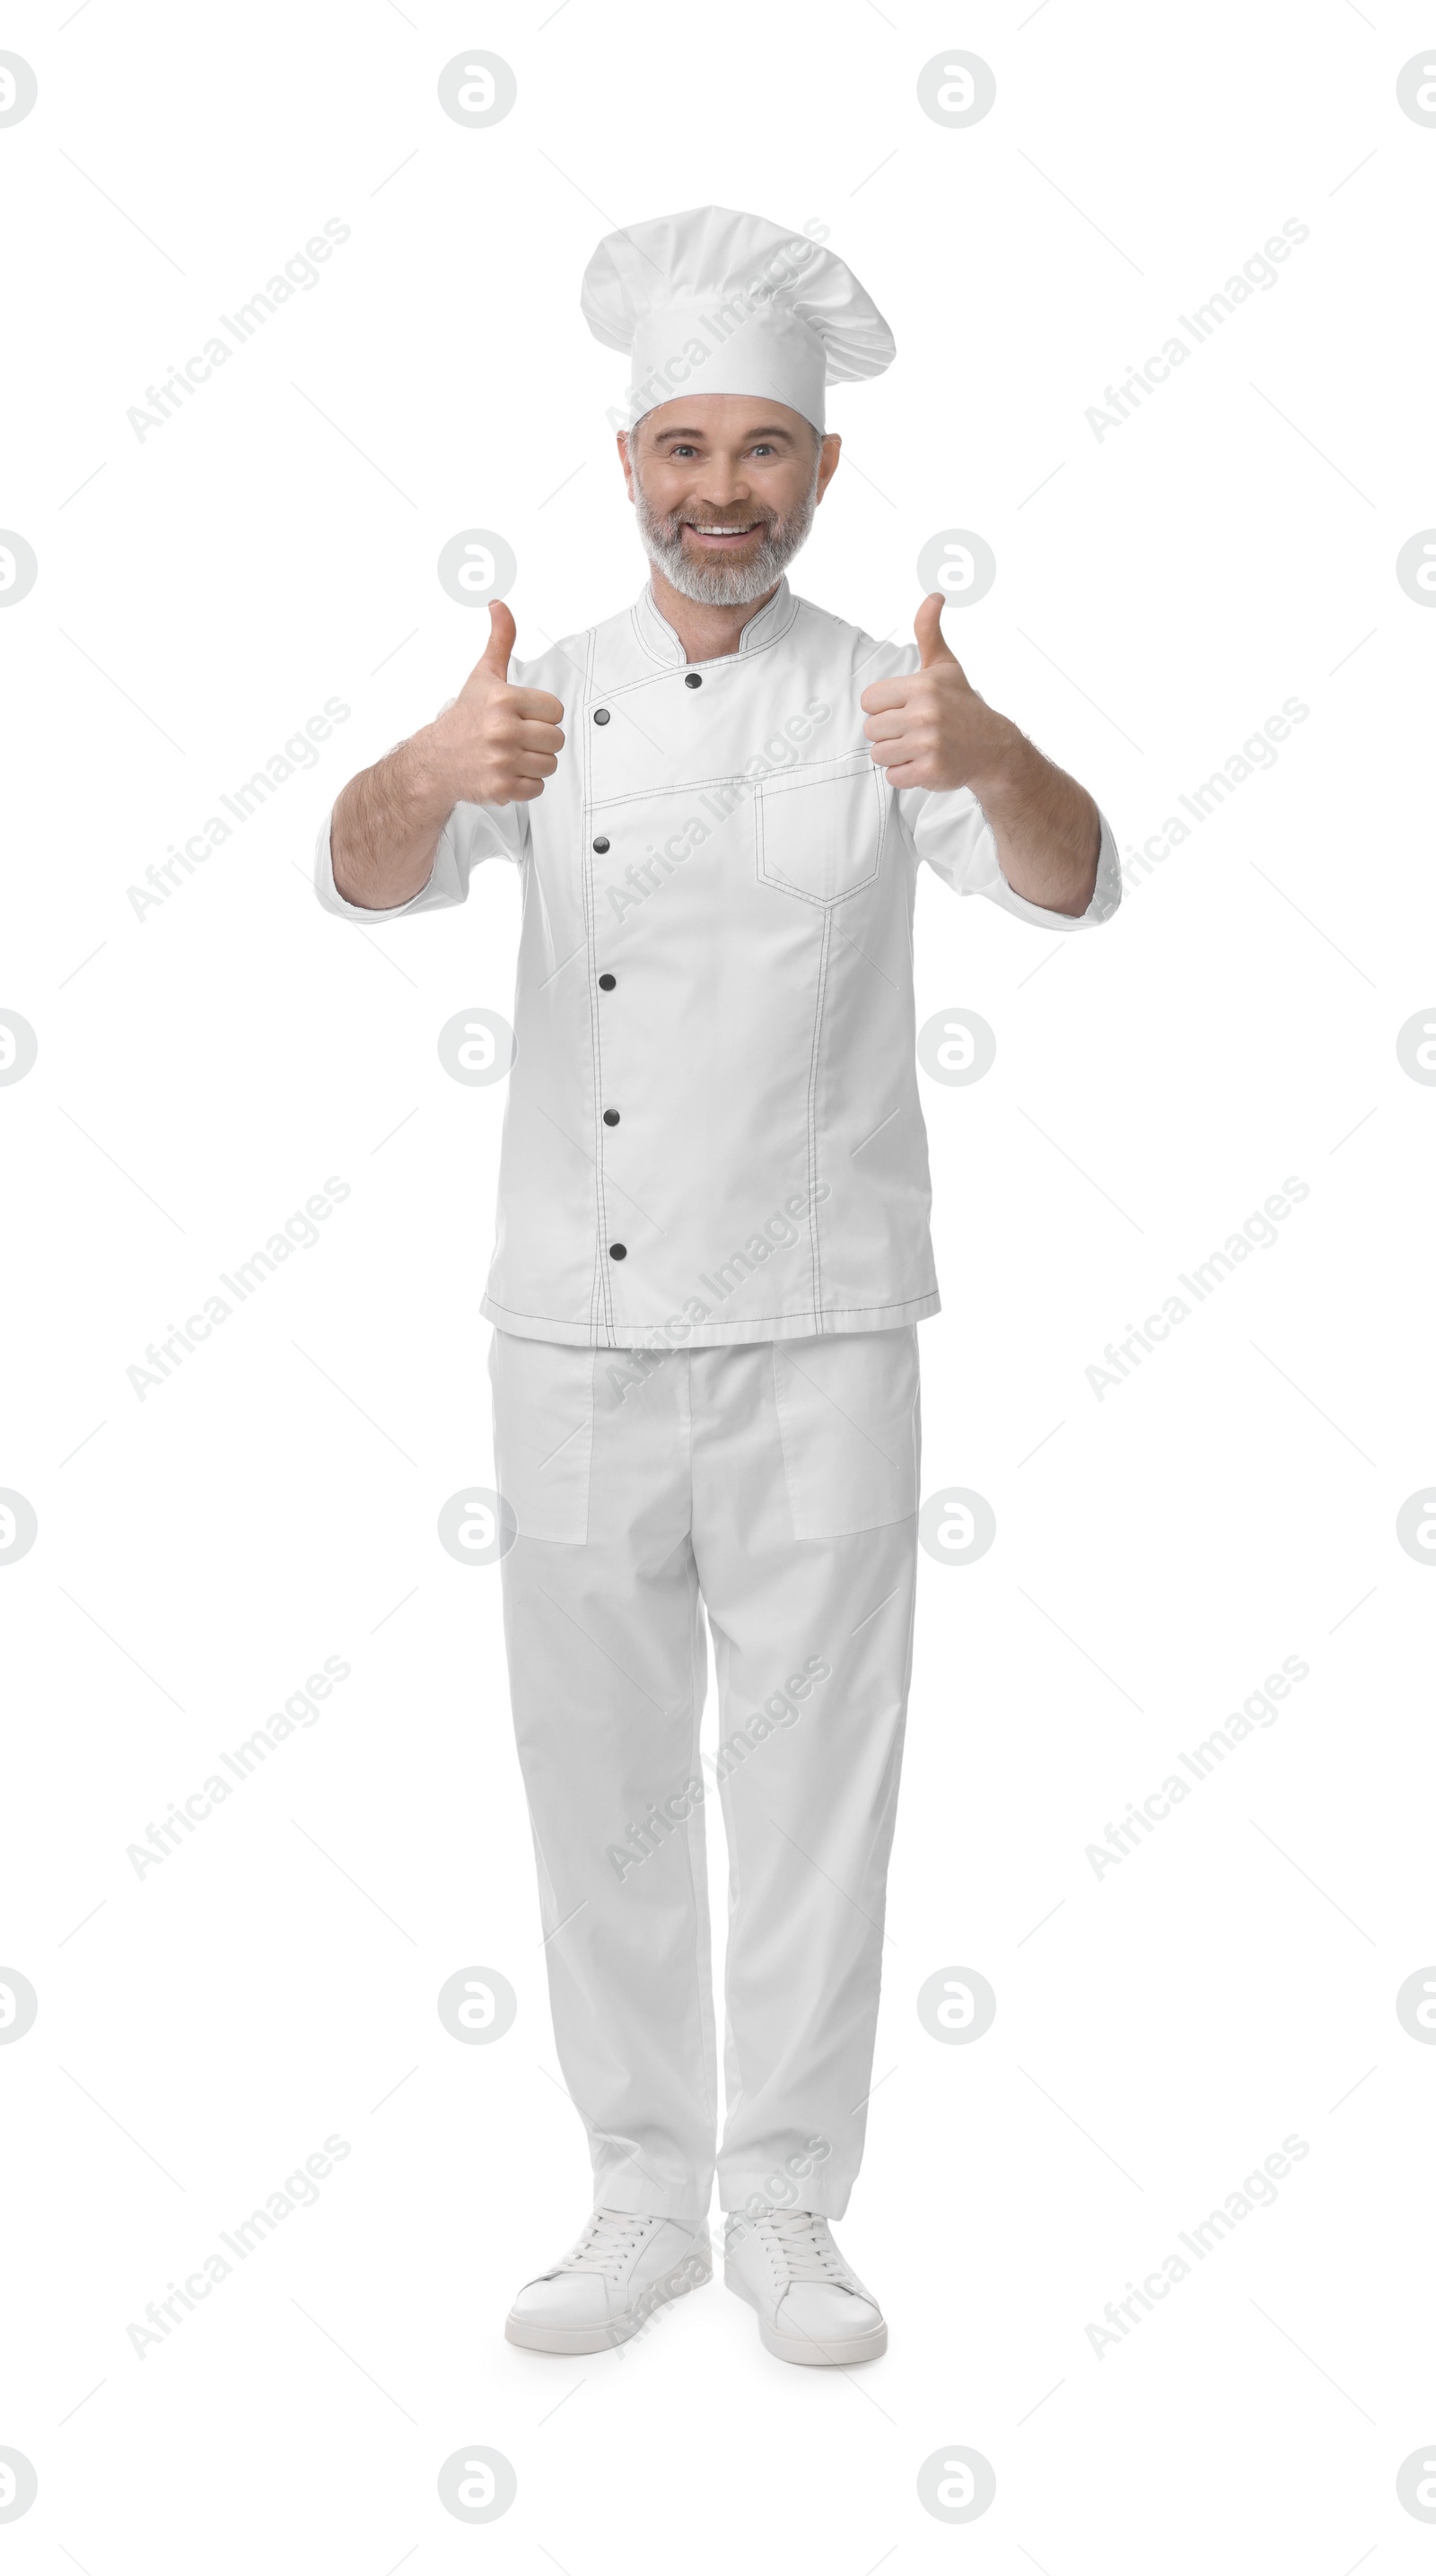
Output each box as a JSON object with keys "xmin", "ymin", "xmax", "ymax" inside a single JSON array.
[
  {"xmin": 724, "ymin": 2266, "xmax": 888, "ymax": 2365},
  {"xmin": 505, "ymin": 2249, "xmax": 712, "ymax": 2354}
]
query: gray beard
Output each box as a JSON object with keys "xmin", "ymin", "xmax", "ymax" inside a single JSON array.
[{"xmin": 631, "ymin": 456, "xmax": 819, "ymax": 606}]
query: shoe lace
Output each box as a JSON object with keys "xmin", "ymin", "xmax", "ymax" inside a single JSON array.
[
  {"xmin": 556, "ymin": 2209, "xmax": 654, "ymax": 2280},
  {"xmin": 738, "ymin": 2210, "xmax": 853, "ymax": 2288}
]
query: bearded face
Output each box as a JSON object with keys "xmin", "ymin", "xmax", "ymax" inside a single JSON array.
[{"xmin": 627, "ymin": 424, "xmax": 822, "ymax": 607}]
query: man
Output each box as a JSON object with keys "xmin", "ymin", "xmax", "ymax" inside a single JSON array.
[{"xmin": 316, "ymin": 205, "xmax": 1119, "ymax": 2366}]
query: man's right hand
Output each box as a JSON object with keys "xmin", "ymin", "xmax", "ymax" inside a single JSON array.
[
  {"xmin": 421, "ymin": 601, "xmax": 565, "ymax": 808},
  {"xmin": 328, "ymin": 601, "xmax": 565, "ymax": 909}
]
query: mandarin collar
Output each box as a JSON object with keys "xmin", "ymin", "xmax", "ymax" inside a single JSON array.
[{"xmin": 633, "ymin": 573, "xmax": 797, "ymax": 669}]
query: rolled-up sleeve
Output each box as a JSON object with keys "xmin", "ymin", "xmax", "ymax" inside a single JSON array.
[
  {"xmin": 313, "ymin": 792, "xmax": 526, "ymax": 921},
  {"xmin": 900, "ymin": 778, "xmax": 1121, "ymax": 931}
]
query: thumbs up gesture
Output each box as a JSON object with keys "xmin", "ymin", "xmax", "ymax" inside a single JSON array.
[
  {"xmin": 425, "ymin": 600, "xmax": 565, "ymax": 808},
  {"xmin": 859, "ymin": 594, "xmax": 1013, "ymax": 793}
]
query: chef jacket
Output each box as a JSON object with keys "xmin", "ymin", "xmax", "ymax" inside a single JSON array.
[{"xmin": 314, "ymin": 576, "xmax": 1121, "ymax": 1349}]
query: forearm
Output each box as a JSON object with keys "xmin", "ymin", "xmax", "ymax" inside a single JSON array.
[
  {"xmin": 968, "ymin": 723, "xmax": 1101, "ymax": 918},
  {"xmin": 330, "ymin": 730, "xmax": 455, "ymax": 911}
]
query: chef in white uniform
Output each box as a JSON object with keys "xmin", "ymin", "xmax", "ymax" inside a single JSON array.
[{"xmin": 315, "ymin": 205, "xmax": 1120, "ymax": 2366}]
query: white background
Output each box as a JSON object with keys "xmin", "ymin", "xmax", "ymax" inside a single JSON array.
[{"xmin": 3, "ymin": 0, "xmax": 1435, "ymax": 2565}]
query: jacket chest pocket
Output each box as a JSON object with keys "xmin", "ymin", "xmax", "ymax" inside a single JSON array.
[{"xmin": 755, "ymin": 748, "xmax": 886, "ymax": 907}]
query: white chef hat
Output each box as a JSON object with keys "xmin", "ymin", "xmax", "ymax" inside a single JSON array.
[{"xmin": 581, "ymin": 204, "xmax": 895, "ymax": 435}]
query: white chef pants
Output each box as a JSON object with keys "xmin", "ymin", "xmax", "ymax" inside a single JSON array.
[{"xmin": 489, "ymin": 1324, "xmax": 920, "ymax": 2222}]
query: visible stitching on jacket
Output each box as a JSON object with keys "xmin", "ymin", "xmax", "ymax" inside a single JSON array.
[
  {"xmin": 480, "ymin": 1288, "xmax": 941, "ymax": 1326},
  {"xmin": 804, "ymin": 910, "xmax": 833, "ymax": 1332},
  {"xmin": 754, "ymin": 751, "xmax": 886, "ymax": 911},
  {"xmin": 587, "ymin": 747, "xmax": 871, "ymax": 815},
  {"xmin": 626, "ymin": 586, "xmax": 800, "ymax": 672},
  {"xmin": 577, "ymin": 627, "xmax": 613, "ymax": 1342}
]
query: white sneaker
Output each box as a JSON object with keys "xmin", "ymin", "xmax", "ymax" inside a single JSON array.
[
  {"xmin": 505, "ymin": 2208, "xmax": 712, "ymax": 2355},
  {"xmin": 724, "ymin": 2209, "xmax": 887, "ymax": 2364}
]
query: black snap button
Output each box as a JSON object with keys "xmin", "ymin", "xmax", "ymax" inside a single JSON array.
[
  {"xmin": 593, "ymin": 708, "xmax": 610, "ymax": 725},
  {"xmin": 603, "ymin": 1109, "xmax": 619, "ymax": 1126},
  {"xmin": 592, "ymin": 835, "xmax": 609, "ymax": 853},
  {"xmin": 684, "ymin": 671, "xmax": 703, "ymax": 688},
  {"xmin": 609, "ymin": 1242, "xmax": 626, "ymax": 1260},
  {"xmin": 598, "ymin": 973, "xmax": 616, "ymax": 991}
]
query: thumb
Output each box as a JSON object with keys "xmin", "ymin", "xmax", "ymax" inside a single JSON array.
[
  {"xmin": 915, "ymin": 591, "xmax": 959, "ymax": 670},
  {"xmin": 477, "ymin": 597, "xmax": 516, "ymax": 679}
]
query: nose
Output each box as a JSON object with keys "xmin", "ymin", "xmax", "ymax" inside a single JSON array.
[{"xmin": 695, "ymin": 460, "xmax": 749, "ymax": 510}]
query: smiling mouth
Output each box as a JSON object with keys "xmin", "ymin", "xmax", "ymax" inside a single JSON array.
[{"xmin": 682, "ymin": 521, "xmax": 764, "ymax": 546}]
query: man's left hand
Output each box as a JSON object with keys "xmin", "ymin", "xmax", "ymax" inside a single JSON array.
[
  {"xmin": 860, "ymin": 594, "xmax": 1015, "ymax": 793},
  {"xmin": 860, "ymin": 593, "xmax": 1102, "ymax": 916}
]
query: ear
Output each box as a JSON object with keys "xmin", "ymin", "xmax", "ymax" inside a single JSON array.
[
  {"xmin": 617, "ymin": 428, "xmax": 637, "ymax": 499},
  {"xmin": 816, "ymin": 431, "xmax": 841, "ymax": 505}
]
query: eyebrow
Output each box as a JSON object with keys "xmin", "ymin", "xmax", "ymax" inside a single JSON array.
[{"xmin": 645, "ymin": 424, "xmax": 801, "ymax": 443}]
